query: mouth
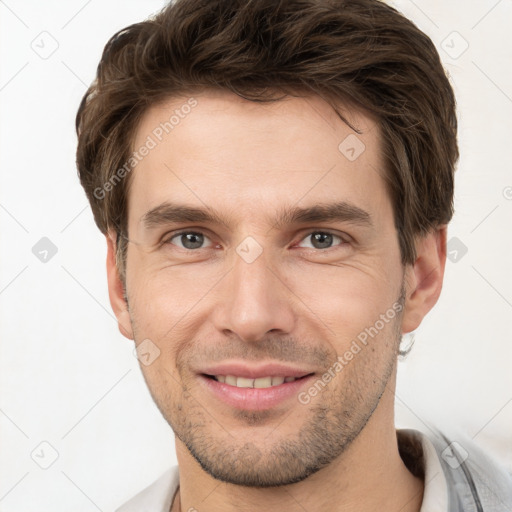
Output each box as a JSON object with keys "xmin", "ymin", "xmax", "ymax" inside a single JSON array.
[
  {"xmin": 198, "ymin": 372, "xmax": 316, "ymax": 410},
  {"xmin": 202, "ymin": 373, "xmax": 314, "ymax": 388}
]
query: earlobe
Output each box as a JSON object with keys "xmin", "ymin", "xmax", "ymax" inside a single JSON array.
[
  {"xmin": 401, "ymin": 226, "xmax": 447, "ymax": 334},
  {"xmin": 106, "ymin": 231, "xmax": 134, "ymax": 340}
]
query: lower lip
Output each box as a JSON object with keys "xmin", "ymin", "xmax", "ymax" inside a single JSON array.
[{"xmin": 198, "ymin": 374, "xmax": 315, "ymax": 411}]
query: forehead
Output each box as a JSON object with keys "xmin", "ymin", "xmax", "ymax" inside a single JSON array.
[{"xmin": 128, "ymin": 89, "xmax": 391, "ymax": 232}]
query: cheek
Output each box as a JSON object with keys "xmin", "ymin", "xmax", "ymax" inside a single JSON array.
[
  {"xmin": 287, "ymin": 261, "xmax": 402, "ymax": 336},
  {"xmin": 126, "ymin": 256, "xmax": 224, "ymax": 344}
]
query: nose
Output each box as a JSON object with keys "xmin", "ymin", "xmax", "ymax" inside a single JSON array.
[{"xmin": 211, "ymin": 245, "xmax": 296, "ymax": 343}]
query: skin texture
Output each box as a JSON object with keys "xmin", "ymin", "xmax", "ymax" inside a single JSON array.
[{"xmin": 106, "ymin": 89, "xmax": 446, "ymax": 512}]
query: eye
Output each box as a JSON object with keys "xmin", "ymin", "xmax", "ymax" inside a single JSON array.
[
  {"xmin": 296, "ymin": 231, "xmax": 347, "ymax": 250},
  {"xmin": 165, "ymin": 231, "xmax": 213, "ymax": 250}
]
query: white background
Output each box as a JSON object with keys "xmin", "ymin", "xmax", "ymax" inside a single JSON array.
[{"xmin": 1, "ymin": 0, "xmax": 511, "ymax": 510}]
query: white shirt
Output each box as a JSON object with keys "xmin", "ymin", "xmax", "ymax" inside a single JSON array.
[{"xmin": 115, "ymin": 428, "xmax": 448, "ymax": 512}]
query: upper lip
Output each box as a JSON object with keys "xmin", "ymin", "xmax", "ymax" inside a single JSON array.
[{"xmin": 198, "ymin": 362, "xmax": 315, "ymax": 379}]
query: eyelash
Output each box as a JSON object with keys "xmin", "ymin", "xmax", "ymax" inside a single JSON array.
[{"xmin": 162, "ymin": 229, "xmax": 350, "ymax": 251}]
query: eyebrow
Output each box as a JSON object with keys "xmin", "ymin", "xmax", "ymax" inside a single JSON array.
[{"xmin": 141, "ymin": 201, "xmax": 373, "ymax": 231}]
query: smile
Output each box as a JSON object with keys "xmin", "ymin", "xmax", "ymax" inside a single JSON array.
[{"xmin": 200, "ymin": 373, "xmax": 315, "ymax": 410}]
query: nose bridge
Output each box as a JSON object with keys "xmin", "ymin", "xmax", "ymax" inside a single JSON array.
[{"xmin": 213, "ymin": 238, "xmax": 295, "ymax": 342}]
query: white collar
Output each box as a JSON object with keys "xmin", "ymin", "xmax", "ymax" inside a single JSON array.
[{"xmin": 397, "ymin": 428, "xmax": 449, "ymax": 512}]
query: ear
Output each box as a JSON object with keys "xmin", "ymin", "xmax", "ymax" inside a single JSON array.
[
  {"xmin": 401, "ymin": 226, "xmax": 447, "ymax": 334},
  {"xmin": 106, "ymin": 231, "xmax": 134, "ymax": 340}
]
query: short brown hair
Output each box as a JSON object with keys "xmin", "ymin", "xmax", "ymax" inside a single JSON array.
[{"xmin": 76, "ymin": 0, "xmax": 458, "ymax": 279}]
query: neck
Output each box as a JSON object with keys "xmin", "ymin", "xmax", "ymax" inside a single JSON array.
[{"xmin": 171, "ymin": 384, "xmax": 424, "ymax": 512}]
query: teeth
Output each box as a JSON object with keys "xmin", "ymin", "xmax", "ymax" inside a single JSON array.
[
  {"xmin": 214, "ymin": 375, "xmax": 298, "ymax": 388},
  {"xmin": 254, "ymin": 377, "xmax": 272, "ymax": 388},
  {"xmin": 225, "ymin": 375, "xmax": 237, "ymax": 386},
  {"xmin": 236, "ymin": 377, "xmax": 254, "ymax": 388}
]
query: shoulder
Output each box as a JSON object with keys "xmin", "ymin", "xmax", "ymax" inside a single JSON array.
[
  {"xmin": 399, "ymin": 427, "xmax": 512, "ymax": 511},
  {"xmin": 115, "ymin": 466, "xmax": 179, "ymax": 512}
]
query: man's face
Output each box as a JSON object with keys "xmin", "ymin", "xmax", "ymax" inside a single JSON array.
[{"xmin": 118, "ymin": 90, "xmax": 409, "ymax": 486}]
